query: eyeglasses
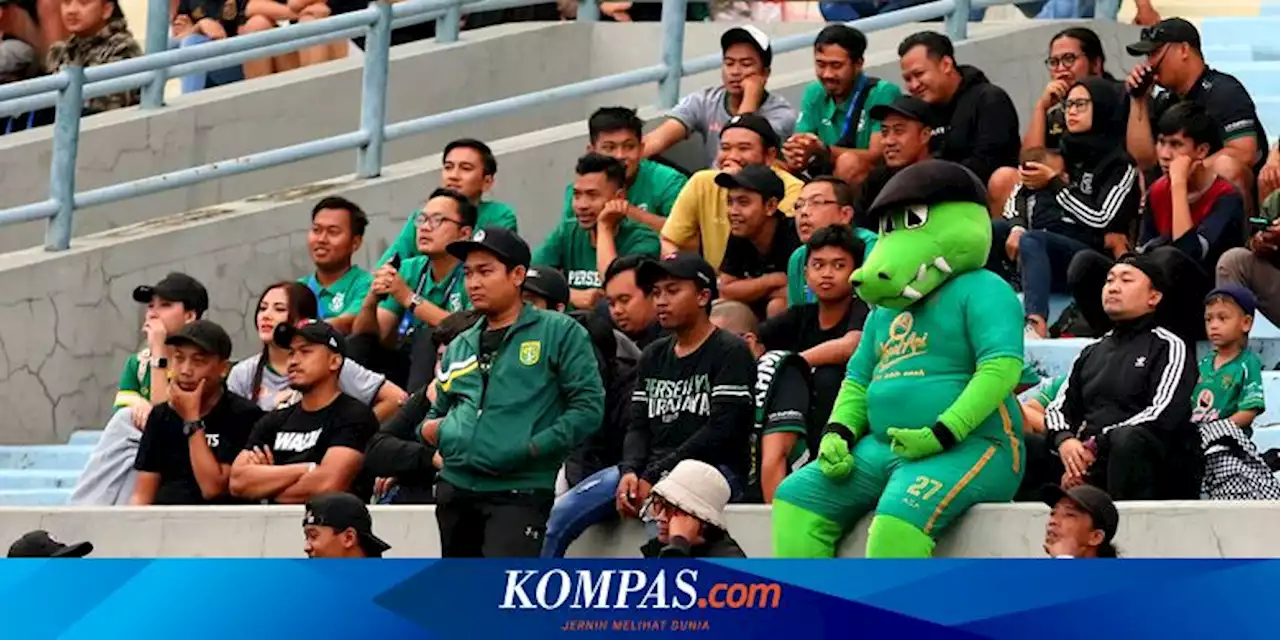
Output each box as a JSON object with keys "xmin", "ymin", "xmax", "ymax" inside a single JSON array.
[
  {"xmin": 640, "ymin": 495, "xmax": 672, "ymax": 523},
  {"xmin": 1063, "ymin": 98, "xmax": 1092, "ymax": 112},
  {"xmin": 414, "ymin": 211, "xmax": 462, "ymax": 230},
  {"xmin": 1044, "ymin": 53, "xmax": 1081, "ymax": 69},
  {"xmin": 794, "ymin": 197, "xmax": 838, "ymax": 211}
]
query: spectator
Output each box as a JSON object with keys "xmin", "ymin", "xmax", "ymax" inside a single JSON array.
[
  {"xmin": 786, "ymin": 176, "xmax": 877, "ymax": 307},
  {"xmin": 897, "ymin": 31, "xmax": 1020, "ymax": 216},
  {"xmin": 1192, "ymin": 286, "xmax": 1264, "ymax": 431},
  {"xmin": 784, "ymin": 24, "xmax": 900, "ymax": 184},
  {"xmin": 709, "ymin": 300, "xmax": 811, "ymax": 504},
  {"xmin": 533, "ymin": 154, "xmax": 661, "ymax": 310},
  {"xmin": 1041, "ymin": 484, "xmax": 1119, "ymax": 558},
  {"xmin": 379, "ymin": 139, "xmax": 518, "ymax": 265},
  {"xmin": 1022, "ymin": 375, "xmax": 1064, "ymax": 435},
  {"xmin": 850, "ymin": 96, "xmax": 935, "ymax": 223},
  {"xmin": 240, "ymin": 0, "xmax": 301, "ymax": 79},
  {"xmin": 715, "ymin": 164, "xmax": 802, "ymax": 318},
  {"xmin": 994, "ymin": 77, "xmax": 1140, "ymax": 339},
  {"xmin": 1125, "ymin": 19, "xmax": 1264, "ymax": 211},
  {"xmin": 132, "ymin": 320, "xmax": 263, "ymax": 505},
  {"xmin": 69, "ymin": 272, "xmax": 209, "ymax": 506},
  {"xmin": 230, "ymin": 321, "xmax": 378, "ymax": 503},
  {"xmin": 643, "ymin": 25, "xmax": 796, "ymax": 168},
  {"xmin": 562, "ymin": 107, "xmax": 688, "ymax": 233},
  {"xmin": 364, "ymin": 309, "xmax": 480, "ymax": 505},
  {"xmin": 283, "ymin": 0, "xmax": 347, "ymax": 69},
  {"xmin": 1044, "ymin": 254, "xmax": 1199, "ymax": 500},
  {"xmin": 0, "ymin": 0, "xmax": 65, "ymax": 64},
  {"xmin": 603, "ymin": 255, "xmax": 662, "ymax": 350},
  {"xmin": 1217, "ymin": 196, "xmax": 1280, "ymax": 325},
  {"xmin": 1024, "ymin": 27, "xmax": 1121, "ymax": 154},
  {"xmin": 640, "ymin": 460, "xmax": 745, "ymax": 558},
  {"xmin": 301, "ymin": 196, "xmax": 373, "ymax": 333},
  {"xmin": 661, "ymin": 114, "xmax": 803, "ymax": 269},
  {"xmin": 560, "ymin": 309, "xmax": 640, "ymax": 497},
  {"xmin": 171, "ymin": 0, "xmax": 245, "ymax": 93},
  {"xmin": 303, "ymin": 492, "xmax": 391, "ymax": 558},
  {"xmin": 226, "ymin": 282, "xmax": 405, "ymax": 420},
  {"xmin": 425, "ymin": 228, "xmax": 603, "ymax": 557},
  {"xmin": 352, "ymin": 188, "xmax": 475, "ymax": 387},
  {"xmin": 46, "ymin": 0, "xmax": 140, "ymax": 114},
  {"xmin": 7, "ymin": 531, "xmax": 92, "ymax": 558},
  {"xmin": 0, "ymin": 32, "xmax": 37, "ymax": 84},
  {"xmin": 521, "ymin": 265, "xmax": 570, "ymax": 312}
]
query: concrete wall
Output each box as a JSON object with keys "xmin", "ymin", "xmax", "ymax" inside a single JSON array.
[{"xmin": 0, "ymin": 501, "xmax": 1273, "ymax": 558}]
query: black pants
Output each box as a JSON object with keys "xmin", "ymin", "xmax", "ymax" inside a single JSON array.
[
  {"xmin": 1066, "ymin": 246, "xmax": 1209, "ymax": 343},
  {"xmin": 435, "ymin": 481, "xmax": 554, "ymax": 558},
  {"xmin": 1022, "ymin": 429, "xmax": 1201, "ymax": 500},
  {"xmin": 347, "ymin": 328, "xmax": 437, "ymax": 391}
]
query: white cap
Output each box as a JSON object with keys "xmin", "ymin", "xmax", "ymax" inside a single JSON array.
[
  {"xmin": 721, "ymin": 25, "xmax": 772, "ymax": 67},
  {"xmin": 650, "ymin": 460, "xmax": 732, "ymax": 530}
]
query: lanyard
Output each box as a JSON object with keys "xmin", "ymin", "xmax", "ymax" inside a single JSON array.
[
  {"xmin": 398, "ymin": 261, "xmax": 463, "ymax": 337},
  {"xmin": 838, "ymin": 74, "xmax": 871, "ymax": 141}
]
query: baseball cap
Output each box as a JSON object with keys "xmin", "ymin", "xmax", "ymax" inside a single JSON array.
[
  {"xmin": 1041, "ymin": 484, "xmax": 1118, "ymax": 543},
  {"xmin": 721, "ymin": 113, "xmax": 781, "ymax": 151},
  {"xmin": 523, "ymin": 265, "xmax": 570, "ymax": 309},
  {"xmin": 132, "ymin": 272, "xmax": 209, "ymax": 315},
  {"xmin": 8, "ymin": 530, "xmax": 93, "ymax": 558},
  {"xmin": 447, "ymin": 226, "xmax": 532, "ymax": 269},
  {"xmin": 868, "ymin": 95, "xmax": 933, "ymax": 125},
  {"xmin": 165, "ymin": 319, "xmax": 233, "ymax": 360},
  {"xmin": 273, "ymin": 319, "xmax": 346, "ymax": 355},
  {"xmin": 714, "ymin": 164, "xmax": 786, "ymax": 201},
  {"xmin": 1206, "ymin": 284, "xmax": 1258, "ymax": 317},
  {"xmin": 721, "ymin": 25, "xmax": 772, "ymax": 68},
  {"xmin": 1126, "ymin": 18, "xmax": 1200, "ymax": 56},
  {"xmin": 635, "ymin": 252, "xmax": 717, "ymax": 297},
  {"xmin": 304, "ymin": 492, "xmax": 391, "ymax": 557}
]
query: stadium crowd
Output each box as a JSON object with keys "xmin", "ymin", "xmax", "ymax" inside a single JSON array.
[{"xmin": 61, "ymin": 16, "xmax": 1280, "ymax": 559}]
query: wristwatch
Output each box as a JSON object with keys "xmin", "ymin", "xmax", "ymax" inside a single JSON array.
[
  {"xmin": 182, "ymin": 420, "xmax": 205, "ymax": 437},
  {"xmin": 151, "ymin": 356, "xmax": 168, "ymax": 370},
  {"xmin": 407, "ymin": 293, "xmax": 425, "ymax": 314}
]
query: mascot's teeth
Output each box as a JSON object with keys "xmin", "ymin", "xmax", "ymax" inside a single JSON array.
[
  {"xmin": 901, "ymin": 285, "xmax": 923, "ymax": 301},
  {"xmin": 916, "ymin": 264, "xmax": 928, "ymax": 282},
  {"xmin": 934, "ymin": 257, "xmax": 953, "ymax": 274}
]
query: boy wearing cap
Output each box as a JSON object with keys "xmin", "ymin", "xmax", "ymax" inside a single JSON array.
[
  {"xmin": 640, "ymin": 459, "xmax": 746, "ymax": 558},
  {"xmin": 133, "ymin": 320, "xmax": 263, "ymax": 505},
  {"xmin": 716, "ymin": 163, "xmax": 803, "ymax": 319},
  {"xmin": 1193, "ymin": 285, "xmax": 1265, "ymax": 432},
  {"xmin": 303, "ymin": 492, "xmax": 391, "ymax": 558},
  {"xmin": 642, "ymin": 24, "xmax": 796, "ymax": 167},
  {"xmin": 1042, "ymin": 484, "xmax": 1119, "ymax": 558},
  {"xmin": 522, "ymin": 266, "xmax": 571, "ymax": 312},
  {"xmin": 424, "ymin": 227, "xmax": 604, "ymax": 557},
  {"xmin": 230, "ymin": 321, "xmax": 378, "ymax": 503},
  {"xmin": 533, "ymin": 154, "xmax": 661, "ymax": 310}
]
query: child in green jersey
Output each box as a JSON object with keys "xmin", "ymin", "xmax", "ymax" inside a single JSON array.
[{"xmin": 1193, "ymin": 285, "xmax": 1265, "ymax": 432}]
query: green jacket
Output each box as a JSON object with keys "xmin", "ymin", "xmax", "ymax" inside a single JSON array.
[{"xmin": 429, "ymin": 303, "xmax": 605, "ymax": 492}]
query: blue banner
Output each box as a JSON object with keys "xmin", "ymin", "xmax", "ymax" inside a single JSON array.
[{"xmin": 0, "ymin": 559, "xmax": 1268, "ymax": 639}]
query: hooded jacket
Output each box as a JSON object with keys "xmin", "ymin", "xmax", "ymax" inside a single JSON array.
[
  {"xmin": 929, "ymin": 65, "xmax": 1020, "ymax": 183},
  {"xmin": 46, "ymin": 15, "xmax": 142, "ymax": 114}
]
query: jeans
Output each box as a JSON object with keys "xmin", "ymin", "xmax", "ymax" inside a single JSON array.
[
  {"xmin": 1019, "ymin": 230, "xmax": 1091, "ymax": 321},
  {"xmin": 176, "ymin": 34, "xmax": 245, "ymax": 94}
]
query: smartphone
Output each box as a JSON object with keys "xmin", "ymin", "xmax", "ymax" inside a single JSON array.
[
  {"xmin": 1129, "ymin": 66, "xmax": 1155, "ymax": 98},
  {"xmin": 1021, "ymin": 162, "xmax": 1035, "ymax": 171},
  {"xmin": 1249, "ymin": 216, "xmax": 1271, "ymax": 235}
]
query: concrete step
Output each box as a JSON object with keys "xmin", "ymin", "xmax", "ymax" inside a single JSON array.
[
  {"xmin": 0, "ymin": 489, "xmax": 72, "ymax": 505},
  {"xmin": 0, "ymin": 445, "xmax": 93, "ymax": 471},
  {"xmin": 67, "ymin": 430, "xmax": 103, "ymax": 446},
  {"xmin": 0, "ymin": 469, "xmax": 81, "ymax": 490},
  {"xmin": 1200, "ymin": 17, "xmax": 1280, "ymax": 46}
]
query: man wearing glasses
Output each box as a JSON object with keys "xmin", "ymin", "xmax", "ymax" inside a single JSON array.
[{"xmin": 351, "ymin": 188, "xmax": 476, "ymax": 386}]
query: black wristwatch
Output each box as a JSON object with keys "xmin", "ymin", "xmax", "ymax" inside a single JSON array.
[
  {"xmin": 182, "ymin": 420, "xmax": 205, "ymax": 437},
  {"xmin": 151, "ymin": 356, "xmax": 168, "ymax": 370}
]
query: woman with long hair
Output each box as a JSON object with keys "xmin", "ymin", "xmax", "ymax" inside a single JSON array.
[{"xmin": 1024, "ymin": 27, "xmax": 1119, "ymax": 154}]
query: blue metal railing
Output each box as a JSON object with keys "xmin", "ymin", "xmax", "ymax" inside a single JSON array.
[{"xmin": 0, "ymin": 0, "xmax": 1071, "ymax": 251}]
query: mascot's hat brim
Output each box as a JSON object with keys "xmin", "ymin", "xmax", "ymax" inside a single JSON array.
[{"xmin": 867, "ymin": 160, "xmax": 989, "ymax": 221}]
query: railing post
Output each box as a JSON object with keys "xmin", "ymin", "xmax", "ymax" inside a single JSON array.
[
  {"xmin": 141, "ymin": 0, "xmax": 170, "ymax": 108},
  {"xmin": 46, "ymin": 66, "xmax": 84, "ymax": 251},
  {"xmin": 357, "ymin": 0, "xmax": 393, "ymax": 179},
  {"xmin": 577, "ymin": 0, "xmax": 599, "ymax": 21},
  {"xmin": 657, "ymin": 0, "xmax": 686, "ymax": 109},
  {"xmin": 436, "ymin": 1, "xmax": 460, "ymax": 43},
  {"xmin": 945, "ymin": 0, "xmax": 971, "ymax": 42}
]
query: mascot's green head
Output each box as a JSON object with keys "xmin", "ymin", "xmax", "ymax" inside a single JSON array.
[{"xmin": 852, "ymin": 160, "xmax": 991, "ymax": 310}]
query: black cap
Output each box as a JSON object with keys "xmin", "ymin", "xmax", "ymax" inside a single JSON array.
[
  {"xmin": 721, "ymin": 113, "xmax": 780, "ymax": 150},
  {"xmin": 8, "ymin": 530, "xmax": 93, "ymax": 558},
  {"xmin": 303, "ymin": 492, "xmax": 391, "ymax": 557},
  {"xmin": 1041, "ymin": 484, "xmax": 1119, "ymax": 543},
  {"xmin": 635, "ymin": 252, "xmax": 718, "ymax": 297},
  {"xmin": 1116, "ymin": 252, "xmax": 1170, "ymax": 293},
  {"xmin": 273, "ymin": 319, "xmax": 346, "ymax": 355},
  {"xmin": 523, "ymin": 265, "xmax": 570, "ymax": 308},
  {"xmin": 714, "ymin": 164, "xmax": 786, "ymax": 201},
  {"xmin": 447, "ymin": 227, "xmax": 532, "ymax": 269},
  {"xmin": 132, "ymin": 272, "xmax": 209, "ymax": 315},
  {"xmin": 867, "ymin": 160, "xmax": 987, "ymax": 221},
  {"xmin": 868, "ymin": 95, "xmax": 933, "ymax": 125},
  {"xmin": 1126, "ymin": 18, "xmax": 1200, "ymax": 56},
  {"xmin": 165, "ymin": 319, "xmax": 233, "ymax": 360},
  {"xmin": 721, "ymin": 25, "xmax": 772, "ymax": 68}
]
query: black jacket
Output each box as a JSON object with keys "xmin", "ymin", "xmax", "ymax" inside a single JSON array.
[
  {"xmin": 563, "ymin": 330, "xmax": 640, "ymax": 488},
  {"xmin": 364, "ymin": 389, "xmax": 437, "ymax": 504},
  {"xmin": 640, "ymin": 530, "xmax": 746, "ymax": 558},
  {"xmin": 1045, "ymin": 314, "xmax": 1196, "ymax": 449},
  {"xmin": 929, "ymin": 65, "xmax": 1020, "ymax": 183}
]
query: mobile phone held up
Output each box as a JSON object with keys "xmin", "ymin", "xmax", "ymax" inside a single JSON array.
[
  {"xmin": 377, "ymin": 254, "xmax": 401, "ymax": 302},
  {"xmin": 1129, "ymin": 65, "xmax": 1156, "ymax": 99},
  {"xmin": 1249, "ymin": 217, "xmax": 1271, "ymax": 235}
]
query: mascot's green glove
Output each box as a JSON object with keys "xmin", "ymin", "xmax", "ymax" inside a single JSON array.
[
  {"xmin": 819, "ymin": 379, "xmax": 869, "ymax": 480},
  {"xmin": 887, "ymin": 424, "xmax": 953, "ymax": 460}
]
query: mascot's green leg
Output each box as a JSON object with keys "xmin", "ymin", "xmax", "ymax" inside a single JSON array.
[
  {"xmin": 773, "ymin": 499, "xmax": 843, "ymax": 558},
  {"xmin": 865, "ymin": 515, "xmax": 935, "ymax": 558}
]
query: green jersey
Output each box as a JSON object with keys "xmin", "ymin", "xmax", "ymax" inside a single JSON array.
[
  {"xmin": 786, "ymin": 227, "xmax": 878, "ymax": 307},
  {"xmin": 379, "ymin": 256, "xmax": 469, "ymax": 337},
  {"xmin": 794, "ymin": 77, "xmax": 901, "ymax": 149},
  {"xmin": 561, "ymin": 159, "xmax": 688, "ymax": 220},
  {"xmin": 846, "ymin": 270, "xmax": 1024, "ymax": 440},
  {"xmin": 378, "ymin": 200, "xmax": 518, "ymax": 266},
  {"xmin": 115, "ymin": 350, "xmax": 153, "ymax": 408},
  {"xmin": 1191, "ymin": 349, "xmax": 1266, "ymax": 423},
  {"xmin": 532, "ymin": 219, "xmax": 661, "ymax": 290},
  {"xmin": 300, "ymin": 266, "xmax": 374, "ymax": 320},
  {"xmin": 1032, "ymin": 375, "xmax": 1065, "ymax": 407}
]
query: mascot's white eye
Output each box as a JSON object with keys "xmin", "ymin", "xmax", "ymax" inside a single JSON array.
[{"xmin": 904, "ymin": 204, "xmax": 929, "ymax": 230}]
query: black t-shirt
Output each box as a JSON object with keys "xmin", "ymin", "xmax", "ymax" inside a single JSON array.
[
  {"xmin": 134, "ymin": 391, "xmax": 263, "ymax": 505},
  {"xmin": 720, "ymin": 213, "xmax": 803, "ymax": 280},
  {"xmin": 853, "ymin": 163, "xmax": 899, "ymax": 230},
  {"xmin": 1150, "ymin": 68, "xmax": 1266, "ymax": 174},
  {"xmin": 758, "ymin": 299, "xmax": 869, "ymax": 353},
  {"xmin": 244, "ymin": 393, "xmax": 378, "ymax": 499}
]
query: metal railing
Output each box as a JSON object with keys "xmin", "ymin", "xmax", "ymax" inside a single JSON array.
[{"xmin": 0, "ymin": 0, "xmax": 1066, "ymax": 251}]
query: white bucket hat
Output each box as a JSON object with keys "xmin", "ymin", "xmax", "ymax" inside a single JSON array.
[{"xmin": 650, "ymin": 460, "xmax": 731, "ymax": 530}]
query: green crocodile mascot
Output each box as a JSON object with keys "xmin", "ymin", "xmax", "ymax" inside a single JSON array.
[{"xmin": 772, "ymin": 160, "xmax": 1026, "ymax": 558}]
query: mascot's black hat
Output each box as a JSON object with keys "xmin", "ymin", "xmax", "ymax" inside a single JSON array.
[{"xmin": 867, "ymin": 160, "xmax": 988, "ymax": 221}]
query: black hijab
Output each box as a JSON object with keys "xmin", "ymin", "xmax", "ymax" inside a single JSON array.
[{"xmin": 1059, "ymin": 76, "xmax": 1129, "ymax": 173}]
